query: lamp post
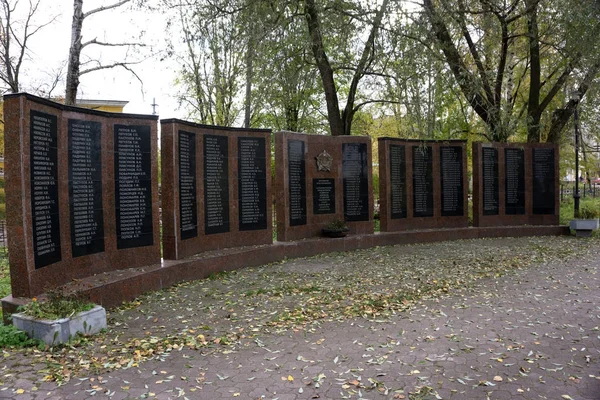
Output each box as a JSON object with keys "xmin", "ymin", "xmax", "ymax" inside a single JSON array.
[{"xmin": 572, "ymin": 92, "xmax": 580, "ymax": 218}]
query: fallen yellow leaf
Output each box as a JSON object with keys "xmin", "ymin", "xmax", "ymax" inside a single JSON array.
[
  {"xmin": 287, "ymin": 375, "xmax": 294, "ymax": 382},
  {"xmin": 15, "ymin": 389, "xmax": 25, "ymax": 394}
]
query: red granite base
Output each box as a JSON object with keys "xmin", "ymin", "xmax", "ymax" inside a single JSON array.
[{"xmin": 2, "ymin": 225, "xmax": 569, "ymax": 322}]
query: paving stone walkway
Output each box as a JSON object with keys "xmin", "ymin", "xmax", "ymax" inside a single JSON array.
[{"xmin": 1, "ymin": 237, "xmax": 599, "ymax": 399}]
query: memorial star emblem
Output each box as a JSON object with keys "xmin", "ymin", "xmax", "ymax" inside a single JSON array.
[{"xmin": 316, "ymin": 150, "xmax": 333, "ymax": 172}]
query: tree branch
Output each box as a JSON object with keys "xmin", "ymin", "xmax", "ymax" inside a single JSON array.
[{"xmin": 84, "ymin": 0, "xmax": 129, "ymax": 18}]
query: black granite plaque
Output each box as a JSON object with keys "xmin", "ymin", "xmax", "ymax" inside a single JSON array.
[
  {"xmin": 313, "ymin": 178, "xmax": 335, "ymax": 214},
  {"xmin": 238, "ymin": 137, "xmax": 267, "ymax": 230},
  {"xmin": 68, "ymin": 119, "xmax": 104, "ymax": 257},
  {"xmin": 389, "ymin": 145, "xmax": 407, "ymax": 219},
  {"xmin": 288, "ymin": 140, "xmax": 306, "ymax": 226},
  {"xmin": 505, "ymin": 148, "xmax": 525, "ymax": 215},
  {"xmin": 440, "ymin": 146, "xmax": 463, "ymax": 216},
  {"xmin": 343, "ymin": 143, "xmax": 369, "ymax": 221},
  {"xmin": 114, "ymin": 125, "xmax": 153, "ymax": 249},
  {"xmin": 412, "ymin": 146, "xmax": 433, "ymax": 217},
  {"xmin": 204, "ymin": 135, "xmax": 230, "ymax": 234},
  {"xmin": 179, "ymin": 131, "xmax": 197, "ymax": 239},
  {"xmin": 30, "ymin": 110, "xmax": 61, "ymax": 268},
  {"xmin": 532, "ymin": 148, "xmax": 555, "ymax": 215},
  {"xmin": 482, "ymin": 147, "xmax": 499, "ymax": 216}
]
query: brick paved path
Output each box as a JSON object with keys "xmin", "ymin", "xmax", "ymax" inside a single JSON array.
[{"xmin": 1, "ymin": 238, "xmax": 599, "ymax": 399}]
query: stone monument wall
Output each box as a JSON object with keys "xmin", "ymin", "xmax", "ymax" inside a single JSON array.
[
  {"xmin": 4, "ymin": 93, "xmax": 161, "ymax": 298},
  {"xmin": 161, "ymin": 120, "xmax": 272, "ymax": 259},
  {"xmin": 378, "ymin": 138, "xmax": 468, "ymax": 231},
  {"xmin": 472, "ymin": 142, "xmax": 559, "ymax": 226},
  {"xmin": 275, "ymin": 132, "xmax": 373, "ymax": 241}
]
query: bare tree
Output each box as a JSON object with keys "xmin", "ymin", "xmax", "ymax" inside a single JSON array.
[
  {"xmin": 65, "ymin": 0, "xmax": 145, "ymax": 105},
  {"xmin": 0, "ymin": 0, "xmax": 55, "ymax": 93}
]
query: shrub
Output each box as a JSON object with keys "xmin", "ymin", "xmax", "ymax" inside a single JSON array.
[
  {"xmin": 0, "ymin": 324, "xmax": 40, "ymax": 348},
  {"xmin": 579, "ymin": 205, "xmax": 599, "ymax": 219}
]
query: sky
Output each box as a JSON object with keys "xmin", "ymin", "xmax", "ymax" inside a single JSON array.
[{"xmin": 21, "ymin": 0, "xmax": 183, "ymax": 118}]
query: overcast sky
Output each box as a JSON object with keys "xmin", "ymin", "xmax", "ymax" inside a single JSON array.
[{"xmin": 22, "ymin": 0, "xmax": 182, "ymax": 117}]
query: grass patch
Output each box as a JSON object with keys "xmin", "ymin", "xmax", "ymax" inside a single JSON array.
[
  {"xmin": 0, "ymin": 255, "xmax": 9, "ymax": 321},
  {"xmin": 560, "ymin": 196, "xmax": 600, "ymax": 225}
]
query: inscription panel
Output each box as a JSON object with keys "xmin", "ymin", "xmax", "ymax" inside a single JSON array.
[
  {"xmin": 440, "ymin": 146, "xmax": 463, "ymax": 216},
  {"xmin": 238, "ymin": 137, "xmax": 267, "ymax": 231},
  {"xmin": 532, "ymin": 148, "xmax": 555, "ymax": 215},
  {"xmin": 30, "ymin": 111, "xmax": 61, "ymax": 268},
  {"xmin": 412, "ymin": 146, "xmax": 433, "ymax": 218},
  {"xmin": 68, "ymin": 119, "xmax": 104, "ymax": 257},
  {"xmin": 114, "ymin": 125, "xmax": 153, "ymax": 249},
  {"xmin": 389, "ymin": 145, "xmax": 407, "ymax": 219},
  {"xmin": 343, "ymin": 143, "xmax": 369, "ymax": 221},
  {"xmin": 505, "ymin": 148, "xmax": 525, "ymax": 215},
  {"xmin": 204, "ymin": 135, "xmax": 230, "ymax": 234},
  {"xmin": 482, "ymin": 147, "xmax": 499, "ymax": 215},
  {"xmin": 179, "ymin": 131, "xmax": 197, "ymax": 240},
  {"xmin": 288, "ymin": 140, "xmax": 306, "ymax": 226},
  {"xmin": 313, "ymin": 178, "xmax": 335, "ymax": 215}
]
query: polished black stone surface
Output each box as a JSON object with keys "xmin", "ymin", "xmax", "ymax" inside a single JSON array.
[
  {"xmin": 313, "ymin": 178, "xmax": 335, "ymax": 215},
  {"xmin": 179, "ymin": 130, "xmax": 197, "ymax": 240},
  {"xmin": 30, "ymin": 110, "xmax": 61, "ymax": 268},
  {"xmin": 482, "ymin": 147, "xmax": 499, "ymax": 216},
  {"xmin": 288, "ymin": 140, "xmax": 306, "ymax": 226},
  {"xmin": 389, "ymin": 145, "xmax": 407, "ymax": 219},
  {"xmin": 114, "ymin": 124, "xmax": 153, "ymax": 249},
  {"xmin": 532, "ymin": 148, "xmax": 555, "ymax": 215},
  {"xmin": 343, "ymin": 143, "xmax": 369, "ymax": 221},
  {"xmin": 412, "ymin": 146, "xmax": 433, "ymax": 218},
  {"xmin": 440, "ymin": 146, "xmax": 463, "ymax": 217},
  {"xmin": 204, "ymin": 135, "xmax": 230, "ymax": 234},
  {"xmin": 238, "ymin": 137, "xmax": 267, "ymax": 231},
  {"xmin": 505, "ymin": 148, "xmax": 525, "ymax": 215},
  {"xmin": 69, "ymin": 119, "xmax": 104, "ymax": 257}
]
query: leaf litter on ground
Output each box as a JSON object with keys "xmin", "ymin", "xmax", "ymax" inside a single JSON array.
[{"xmin": 1, "ymin": 235, "xmax": 597, "ymax": 386}]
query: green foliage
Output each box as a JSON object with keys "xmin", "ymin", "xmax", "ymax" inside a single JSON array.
[
  {"xmin": 579, "ymin": 205, "xmax": 600, "ymax": 219},
  {"xmin": 372, "ymin": 173, "xmax": 379, "ymax": 201},
  {"xmin": 324, "ymin": 218, "xmax": 348, "ymax": 231},
  {"xmin": 19, "ymin": 290, "xmax": 94, "ymax": 320},
  {"xmin": 0, "ymin": 324, "xmax": 40, "ymax": 348},
  {"xmin": 560, "ymin": 197, "xmax": 600, "ymax": 225},
  {"xmin": 0, "ymin": 255, "xmax": 9, "ymax": 320}
]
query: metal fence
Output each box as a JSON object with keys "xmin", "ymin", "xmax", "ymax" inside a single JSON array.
[{"xmin": 560, "ymin": 183, "xmax": 599, "ymax": 202}]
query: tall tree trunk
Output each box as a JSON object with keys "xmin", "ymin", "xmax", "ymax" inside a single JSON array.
[
  {"xmin": 243, "ymin": 35, "xmax": 254, "ymax": 128},
  {"xmin": 65, "ymin": 0, "xmax": 84, "ymax": 105},
  {"xmin": 304, "ymin": 0, "xmax": 343, "ymax": 136},
  {"xmin": 422, "ymin": 0, "xmax": 492, "ymax": 133},
  {"xmin": 340, "ymin": 0, "xmax": 389, "ymax": 136},
  {"xmin": 526, "ymin": 0, "xmax": 541, "ymax": 142},
  {"xmin": 1, "ymin": 1, "xmax": 16, "ymax": 92}
]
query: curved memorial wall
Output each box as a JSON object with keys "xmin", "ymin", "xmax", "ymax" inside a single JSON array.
[
  {"xmin": 2, "ymin": 93, "xmax": 566, "ymax": 314},
  {"xmin": 161, "ymin": 120, "xmax": 272, "ymax": 259},
  {"xmin": 472, "ymin": 142, "xmax": 559, "ymax": 226},
  {"xmin": 378, "ymin": 138, "xmax": 468, "ymax": 231},
  {"xmin": 275, "ymin": 131, "xmax": 373, "ymax": 241},
  {"xmin": 4, "ymin": 93, "xmax": 160, "ymax": 298}
]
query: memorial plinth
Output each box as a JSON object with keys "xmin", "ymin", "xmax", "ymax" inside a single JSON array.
[
  {"xmin": 378, "ymin": 138, "xmax": 468, "ymax": 232},
  {"xmin": 161, "ymin": 120, "xmax": 272, "ymax": 259},
  {"xmin": 275, "ymin": 132, "xmax": 373, "ymax": 241},
  {"xmin": 4, "ymin": 93, "xmax": 160, "ymax": 298},
  {"xmin": 472, "ymin": 142, "xmax": 559, "ymax": 226}
]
